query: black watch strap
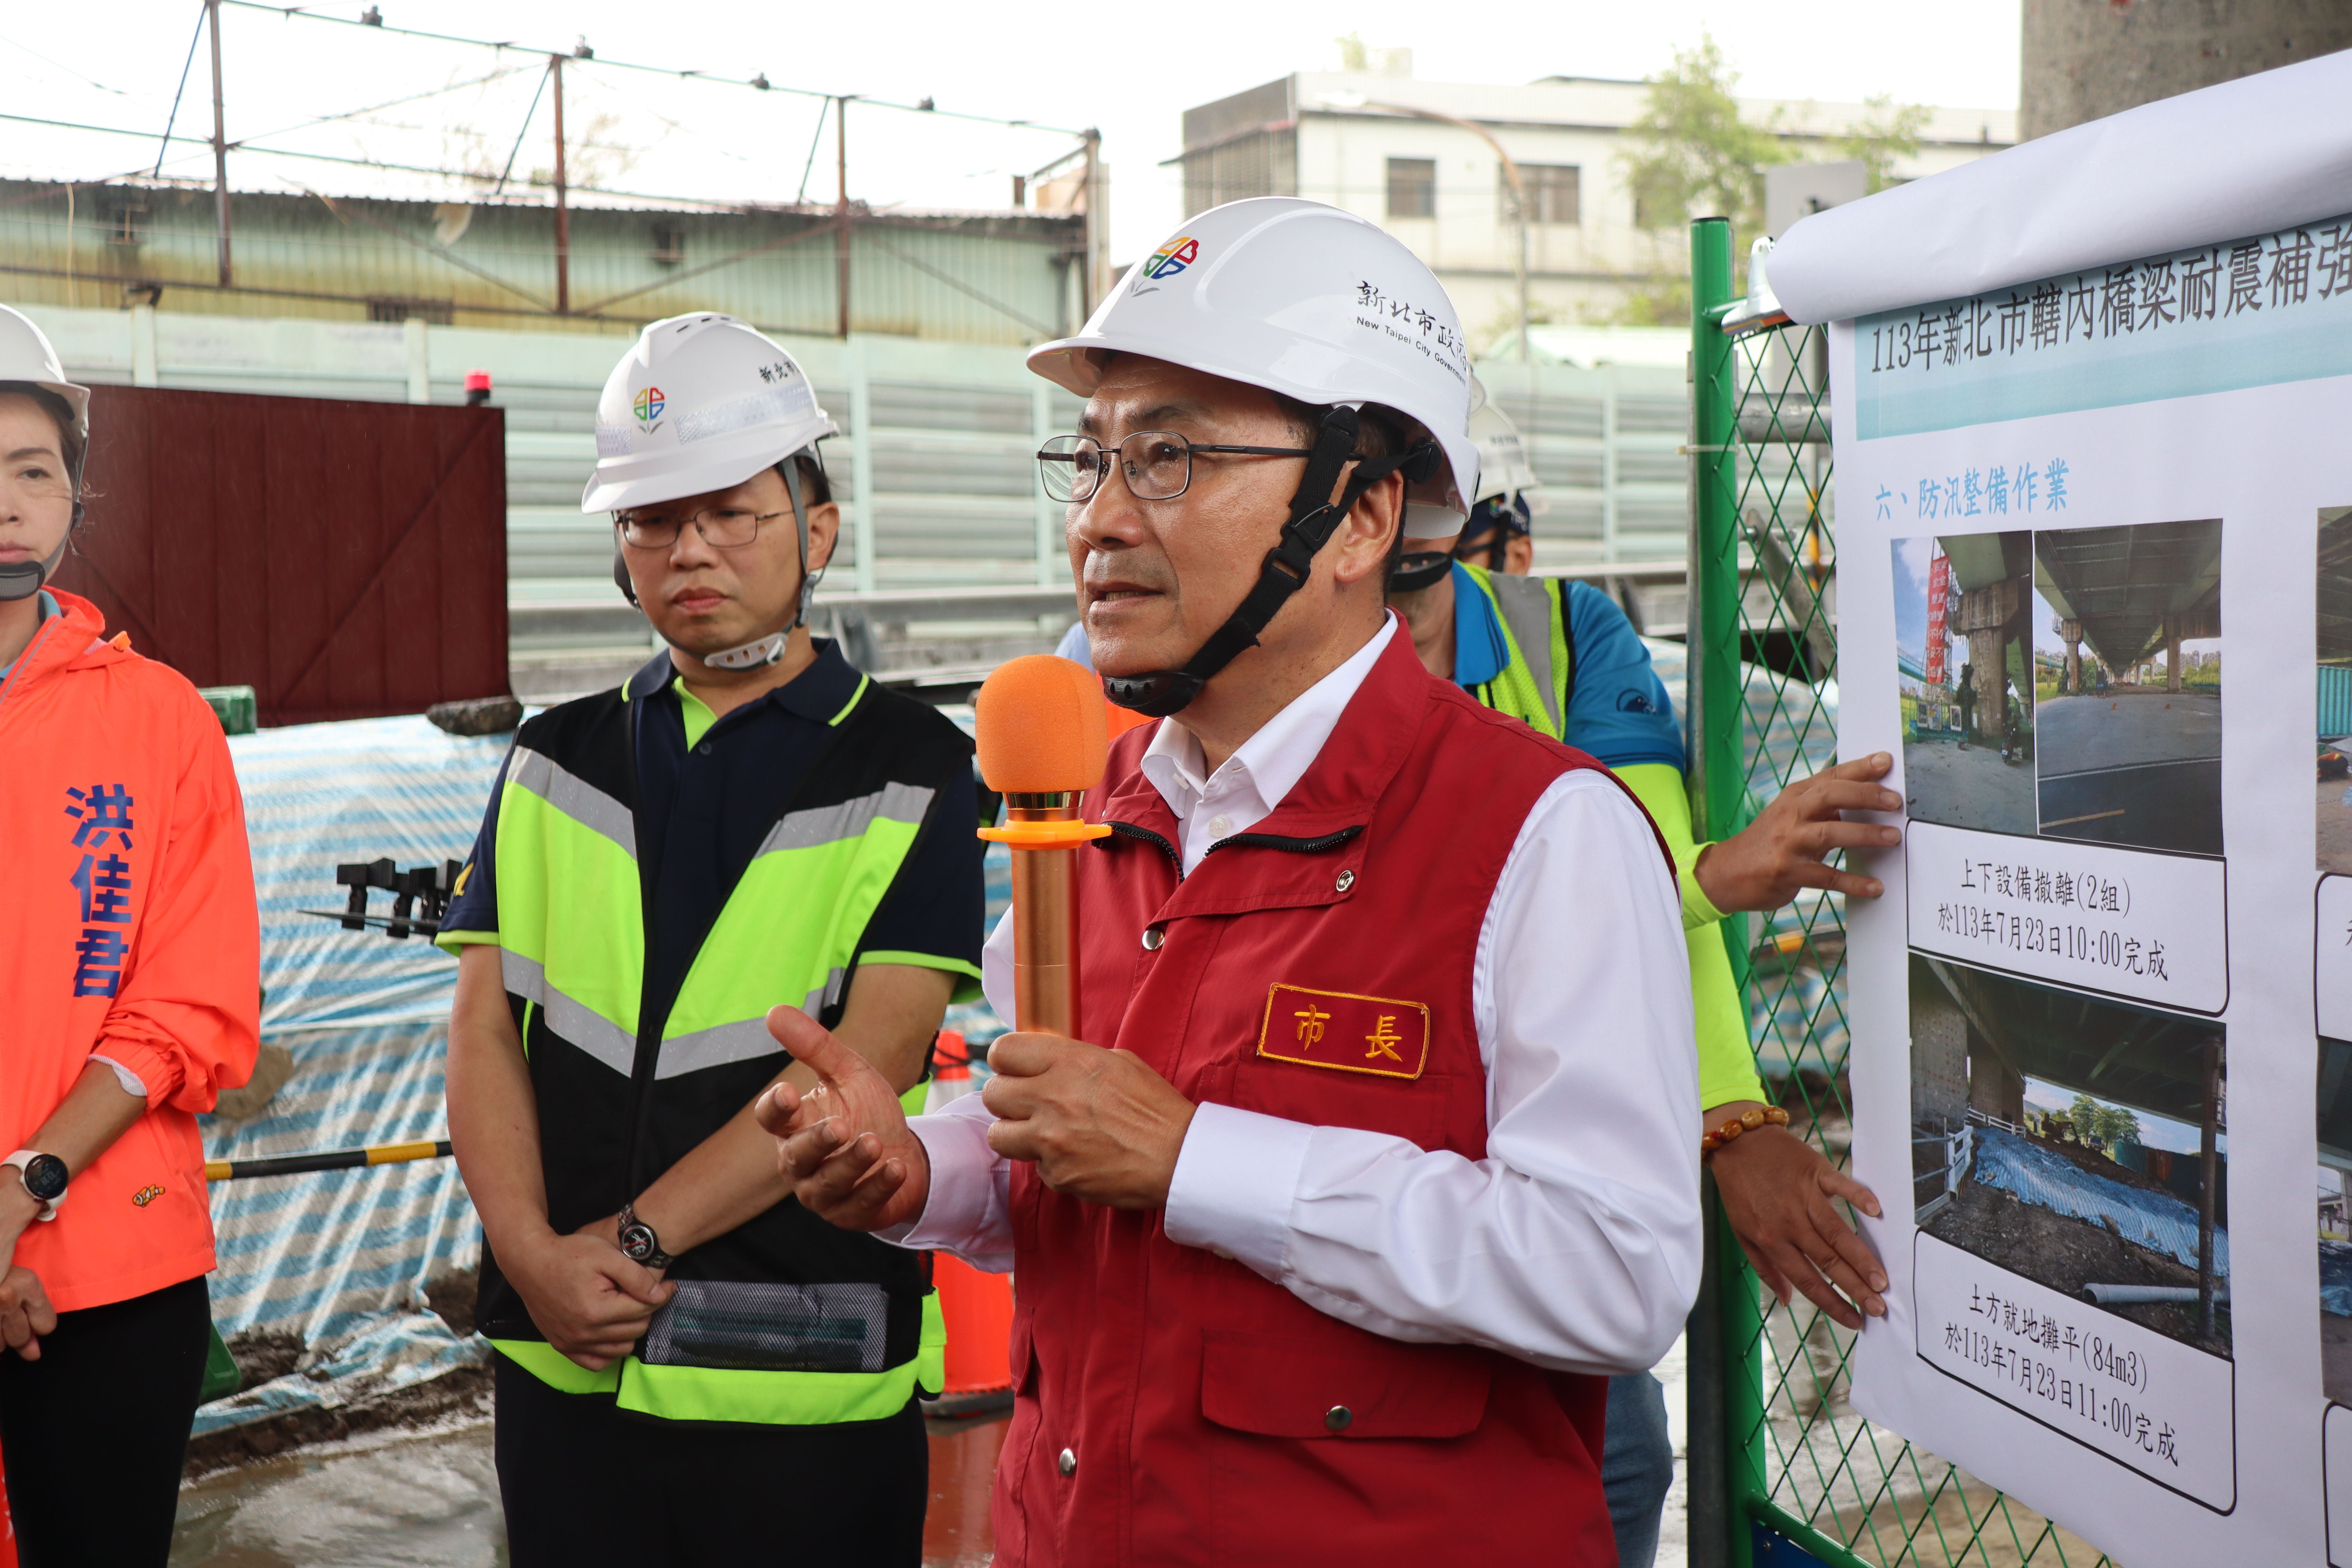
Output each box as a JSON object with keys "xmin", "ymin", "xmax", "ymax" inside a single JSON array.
[{"xmin": 615, "ymin": 1202, "xmax": 673, "ymax": 1269}]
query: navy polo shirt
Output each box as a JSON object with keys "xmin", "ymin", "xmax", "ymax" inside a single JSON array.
[{"xmin": 443, "ymin": 639, "xmax": 984, "ymax": 1045}]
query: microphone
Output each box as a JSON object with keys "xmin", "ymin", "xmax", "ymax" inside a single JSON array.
[{"xmin": 975, "ymin": 656, "xmax": 1113, "ymax": 1036}]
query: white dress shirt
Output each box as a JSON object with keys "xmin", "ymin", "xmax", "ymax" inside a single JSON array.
[{"xmin": 894, "ymin": 613, "xmax": 1702, "ymax": 1377}]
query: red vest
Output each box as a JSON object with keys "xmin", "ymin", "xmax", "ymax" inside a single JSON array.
[{"xmin": 992, "ymin": 628, "xmax": 1666, "ymax": 1567}]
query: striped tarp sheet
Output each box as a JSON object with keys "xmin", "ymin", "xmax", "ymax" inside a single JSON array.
[
  {"xmin": 197, "ymin": 715, "xmax": 506, "ymax": 1435},
  {"xmin": 1969, "ymin": 1126, "xmax": 2230, "ymax": 1277}
]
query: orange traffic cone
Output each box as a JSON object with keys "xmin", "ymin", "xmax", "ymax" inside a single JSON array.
[
  {"xmin": 0, "ymin": 1430, "xmax": 17, "ymax": 1568},
  {"xmin": 934, "ymin": 1250, "xmax": 1016, "ymax": 1418}
]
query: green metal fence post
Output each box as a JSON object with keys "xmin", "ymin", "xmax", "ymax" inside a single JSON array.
[{"xmin": 1689, "ymin": 213, "xmax": 1767, "ymax": 1567}]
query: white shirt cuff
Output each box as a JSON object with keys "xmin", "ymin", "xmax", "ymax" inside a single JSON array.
[
  {"xmin": 1163, "ymin": 1102, "xmax": 1314, "ymax": 1274},
  {"xmin": 883, "ymin": 1102, "xmax": 1004, "ymax": 1252},
  {"xmin": 89, "ymin": 1053, "xmax": 148, "ymax": 1100}
]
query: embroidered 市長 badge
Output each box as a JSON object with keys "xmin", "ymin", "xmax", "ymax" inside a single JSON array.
[{"xmin": 1256, "ymin": 984, "xmax": 1431, "ymax": 1081}]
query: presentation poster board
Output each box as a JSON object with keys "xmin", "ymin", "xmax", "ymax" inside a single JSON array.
[{"xmin": 1837, "ymin": 212, "xmax": 2352, "ymax": 1563}]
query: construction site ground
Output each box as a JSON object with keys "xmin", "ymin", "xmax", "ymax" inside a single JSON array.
[
  {"xmin": 2036, "ymin": 689, "xmax": 2223, "ymax": 855},
  {"xmin": 1902, "ymin": 736, "xmax": 2037, "ymax": 836},
  {"xmin": 2318, "ymin": 770, "xmax": 2352, "ymax": 877},
  {"xmin": 1923, "ymin": 1157, "xmax": 2230, "ymax": 1358}
]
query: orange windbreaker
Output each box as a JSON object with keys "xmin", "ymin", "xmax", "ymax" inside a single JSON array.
[{"xmin": 1, "ymin": 590, "xmax": 258, "ymax": 1312}]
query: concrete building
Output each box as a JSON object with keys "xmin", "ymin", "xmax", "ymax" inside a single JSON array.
[
  {"xmin": 1173, "ymin": 71, "xmax": 2014, "ymax": 336},
  {"xmin": 2022, "ymin": 0, "xmax": 2352, "ymax": 140}
]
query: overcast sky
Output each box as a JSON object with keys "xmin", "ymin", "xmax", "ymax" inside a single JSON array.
[{"xmin": 3, "ymin": 1, "xmax": 2023, "ymax": 264}]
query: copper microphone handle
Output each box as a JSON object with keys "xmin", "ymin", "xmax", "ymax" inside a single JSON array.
[{"xmin": 1005, "ymin": 795, "xmax": 1083, "ymax": 1037}]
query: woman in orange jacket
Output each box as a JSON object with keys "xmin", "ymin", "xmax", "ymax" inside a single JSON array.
[{"xmin": 0, "ymin": 305, "xmax": 259, "ymax": 1567}]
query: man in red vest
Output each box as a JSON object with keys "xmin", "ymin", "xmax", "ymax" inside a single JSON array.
[{"xmin": 759, "ymin": 199, "xmax": 1709, "ymax": 1565}]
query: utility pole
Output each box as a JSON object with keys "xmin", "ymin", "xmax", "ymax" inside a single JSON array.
[
  {"xmin": 1081, "ymin": 128, "xmax": 1103, "ymax": 316},
  {"xmin": 206, "ymin": 0, "xmax": 231, "ymax": 286},
  {"xmin": 835, "ymin": 96, "xmax": 852, "ymax": 339},
  {"xmin": 550, "ymin": 54, "xmax": 570, "ymax": 314}
]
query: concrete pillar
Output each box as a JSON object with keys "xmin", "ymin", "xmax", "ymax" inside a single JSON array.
[
  {"xmin": 1911, "ymin": 980, "xmax": 1971, "ymax": 1129},
  {"xmin": 2022, "ymin": 0, "xmax": 2352, "ymax": 141},
  {"xmin": 404, "ymin": 316, "xmax": 430, "ymax": 405},
  {"xmin": 2165, "ymin": 612, "xmax": 2183, "ymax": 693},
  {"xmin": 2060, "ymin": 619, "xmax": 2082, "ymax": 694},
  {"xmin": 130, "ymin": 302, "xmax": 159, "ymax": 388},
  {"xmin": 1970, "ymin": 631, "xmax": 2009, "ymax": 742},
  {"xmin": 1969, "ymin": 1034, "xmax": 2026, "ymax": 1124}
]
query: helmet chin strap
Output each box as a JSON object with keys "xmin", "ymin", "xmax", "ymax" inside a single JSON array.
[
  {"xmin": 612, "ymin": 453, "xmax": 821, "ymax": 671},
  {"xmin": 0, "ymin": 535, "xmax": 71, "ymax": 603},
  {"xmin": 1385, "ymin": 550, "xmax": 1454, "ymax": 594},
  {"xmin": 1102, "ymin": 407, "xmax": 1439, "ymax": 719}
]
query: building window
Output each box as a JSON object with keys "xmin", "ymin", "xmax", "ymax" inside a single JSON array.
[
  {"xmin": 652, "ymin": 222, "xmax": 686, "ymax": 265},
  {"xmin": 1386, "ymin": 158, "xmax": 1436, "ymax": 220},
  {"xmin": 1504, "ymin": 163, "xmax": 1580, "ymax": 226},
  {"xmin": 367, "ymin": 298, "xmax": 455, "ymax": 325},
  {"xmin": 104, "ymin": 201, "xmax": 149, "ymax": 248}
]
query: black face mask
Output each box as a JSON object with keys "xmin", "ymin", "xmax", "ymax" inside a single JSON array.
[{"xmin": 1101, "ymin": 406, "xmax": 1441, "ymax": 718}]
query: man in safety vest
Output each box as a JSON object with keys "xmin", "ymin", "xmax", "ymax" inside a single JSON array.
[
  {"xmin": 1387, "ymin": 397, "xmax": 1900, "ymax": 1566},
  {"xmin": 756, "ymin": 198, "xmax": 1704, "ymax": 1566},
  {"xmin": 437, "ymin": 315, "xmax": 983, "ymax": 1566}
]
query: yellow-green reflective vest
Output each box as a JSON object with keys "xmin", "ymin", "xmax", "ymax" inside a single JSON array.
[{"xmin": 443, "ymin": 670, "xmax": 972, "ymax": 1423}]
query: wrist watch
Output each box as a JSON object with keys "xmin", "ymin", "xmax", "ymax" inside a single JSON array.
[
  {"xmin": 3, "ymin": 1151, "xmax": 68, "ymax": 1221},
  {"xmin": 615, "ymin": 1202, "xmax": 673, "ymax": 1269}
]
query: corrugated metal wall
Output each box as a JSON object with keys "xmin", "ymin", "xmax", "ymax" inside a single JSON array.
[
  {"xmin": 52, "ymin": 385, "xmax": 508, "ymax": 726},
  {"xmin": 0, "ymin": 181, "xmax": 1078, "ymax": 347},
  {"xmin": 2322, "ymin": 665, "xmax": 2352, "ymax": 740}
]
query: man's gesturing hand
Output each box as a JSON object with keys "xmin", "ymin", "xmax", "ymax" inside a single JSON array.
[
  {"xmin": 1693, "ymin": 752, "xmax": 1904, "ymax": 913},
  {"xmin": 755, "ymin": 1005, "xmax": 932, "ymax": 1232},
  {"xmin": 982, "ymin": 1033, "xmax": 1197, "ymax": 1209}
]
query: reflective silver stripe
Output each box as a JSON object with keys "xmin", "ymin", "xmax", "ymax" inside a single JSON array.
[
  {"xmin": 500, "ymin": 951, "xmax": 637, "ymax": 1077},
  {"xmin": 656, "ymin": 1018, "xmax": 783, "ymax": 1080},
  {"xmin": 508, "ymin": 747, "xmax": 637, "ymax": 860},
  {"xmin": 1488, "ymin": 571, "xmax": 1564, "ymax": 734},
  {"xmin": 753, "ymin": 783, "xmax": 934, "ymax": 860},
  {"xmin": 640, "ymin": 1279, "xmax": 887, "ymax": 1374},
  {"xmin": 801, "ymin": 966, "xmax": 850, "ymax": 1018}
]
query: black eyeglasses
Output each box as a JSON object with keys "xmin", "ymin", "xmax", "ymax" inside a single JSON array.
[
  {"xmin": 615, "ymin": 505, "xmax": 785, "ymax": 550},
  {"xmin": 1036, "ymin": 431, "xmax": 1344, "ymax": 504}
]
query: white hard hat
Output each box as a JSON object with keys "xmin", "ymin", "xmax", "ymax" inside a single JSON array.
[
  {"xmin": 1468, "ymin": 396, "xmax": 1543, "ymax": 511},
  {"xmin": 0, "ymin": 304, "xmax": 91, "ymax": 450},
  {"xmin": 581, "ymin": 312, "xmax": 836, "ymax": 514},
  {"xmin": 1028, "ymin": 198, "xmax": 1477, "ymax": 537}
]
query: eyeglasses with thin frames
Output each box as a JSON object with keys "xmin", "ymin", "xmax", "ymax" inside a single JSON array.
[
  {"xmin": 615, "ymin": 506, "xmax": 786, "ymax": 550},
  {"xmin": 1035, "ymin": 431, "xmax": 1347, "ymax": 504}
]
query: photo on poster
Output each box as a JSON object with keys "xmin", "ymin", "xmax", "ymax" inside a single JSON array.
[
  {"xmin": 2323, "ymin": 1035, "xmax": 2352, "ymax": 1406},
  {"xmin": 1893, "ymin": 532, "xmax": 2036, "ymax": 835},
  {"xmin": 2317, "ymin": 508, "xmax": 2352, "ymax": 875},
  {"xmin": 1911, "ymin": 954, "xmax": 2229, "ymax": 1358},
  {"xmin": 2032, "ymin": 520, "xmax": 2223, "ymax": 856}
]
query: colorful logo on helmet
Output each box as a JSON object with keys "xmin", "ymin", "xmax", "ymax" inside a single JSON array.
[
  {"xmin": 633, "ymin": 386, "xmax": 666, "ymax": 425},
  {"xmin": 1143, "ymin": 236, "xmax": 1199, "ymax": 281}
]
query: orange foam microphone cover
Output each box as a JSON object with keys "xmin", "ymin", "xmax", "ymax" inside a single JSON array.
[{"xmin": 975, "ymin": 655, "xmax": 1110, "ymax": 794}]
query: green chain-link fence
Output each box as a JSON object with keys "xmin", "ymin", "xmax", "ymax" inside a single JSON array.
[{"xmin": 1682, "ymin": 217, "xmax": 2116, "ymax": 1568}]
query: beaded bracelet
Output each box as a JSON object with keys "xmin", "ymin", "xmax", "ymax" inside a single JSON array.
[{"xmin": 1700, "ymin": 1104, "xmax": 1791, "ymax": 1160}]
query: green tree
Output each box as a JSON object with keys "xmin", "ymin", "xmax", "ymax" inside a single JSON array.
[
  {"xmin": 1621, "ymin": 37, "xmax": 1789, "ymax": 249},
  {"xmin": 1834, "ymin": 94, "xmax": 1931, "ymax": 193},
  {"xmin": 2098, "ymin": 1105, "xmax": 2142, "ymax": 1147},
  {"xmin": 1614, "ymin": 36, "xmax": 1789, "ymax": 323}
]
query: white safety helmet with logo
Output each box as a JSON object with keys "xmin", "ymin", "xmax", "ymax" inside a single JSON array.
[
  {"xmin": 1468, "ymin": 394, "xmax": 1543, "ymax": 511},
  {"xmin": 583, "ymin": 312, "xmax": 838, "ymax": 667},
  {"xmin": 1028, "ymin": 197, "xmax": 1479, "ymax": 714},
  {"xmin": 0, "ymin": 303, "xmax": 93, "ymax": 602}
]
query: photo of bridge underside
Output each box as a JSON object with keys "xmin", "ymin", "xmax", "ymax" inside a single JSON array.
[
  {"xmin": 2316, "ymin": 1036, "xmax": 2352, "ymax": 1402},
  {"xmin": 2313, "ymin": 509, "xmax": 2352, "ymax": 874},
  {"xmin": 2034, "ymin": 520, "xmax": 2223, "ymax": 855},
  {"xmin": 1912, "ymin": 956, "xmax": 2228, "ymax": 1355},
  {"xmin": 1902, "ymin": 532, "xmax": 2036, "ymax": 836}
]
